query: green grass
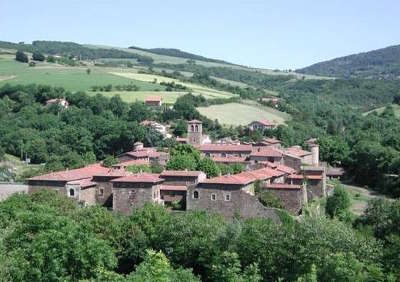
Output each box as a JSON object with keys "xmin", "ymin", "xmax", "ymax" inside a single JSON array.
[
  {"xmin": 110, "ymin": 72, "xmax": 235, "ymax": 99},
  {"xmin": 0, "ymin": 57, "xmax": 164, "ymax": 92},
  {"xmin": 363, "ymin": 104, "xmax": 400, "ymax": 118},
  {"xmin": 92, "ymin": 91, "xmax": 189, "ymax": 104},
  {"xmin": 197, "ymin": 102, "xmax": 290, "ymax": 126}
]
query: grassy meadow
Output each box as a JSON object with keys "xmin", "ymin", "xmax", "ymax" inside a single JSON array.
[
  {"xmin": 363, "ymin": 104, "xmax": 400, "ymax": 118},
  {"xmin": 197, "ymin": 101, "xmax": 290, "ymax": 126}
]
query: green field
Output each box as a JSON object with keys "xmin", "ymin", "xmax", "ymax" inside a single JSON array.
[
  {"xmin": 197, "ymin": 102, "xmax": 290, "ymax": 126},
  {"xmin": 363, "ymin": 104, "xmax": 400, "ymax": 118},
  {"xmin": 110, "ymin": 72, "xmax": 235, "ymax": 99},
  {"xmin": 0, "ymin": 56, "xmax": 163, "ymax": 92},
  {"xmin": 92, "ymin": 91, "xmax": 189, "ymax": 104}
]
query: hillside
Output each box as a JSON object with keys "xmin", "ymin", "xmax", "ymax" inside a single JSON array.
[
  {"xmin": 129, "ymin": 46, "xmax": 235, "ymax": 65},
  {"xmin": 297, "ymin": 44, "xmax": 400, "ymax": 79}
]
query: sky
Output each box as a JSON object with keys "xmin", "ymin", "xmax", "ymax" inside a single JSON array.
[{"xmin": 1, "ymin": 0, "xmax": 399, "ymax": 69}]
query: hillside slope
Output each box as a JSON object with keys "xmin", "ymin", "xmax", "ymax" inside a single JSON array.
[{"xmin": 297, "ymin": 44, "xmax": 400, "ymax": 79}]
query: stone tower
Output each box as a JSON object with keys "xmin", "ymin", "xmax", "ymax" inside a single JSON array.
[
  {"xmin": 187, "ymin": 120, "xmax": 203, "ymax": 146},
  {"xmin": 306, "ymin": 138, "xmax": 319, "ymax": 167}
]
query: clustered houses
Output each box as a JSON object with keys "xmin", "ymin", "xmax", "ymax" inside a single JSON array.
[{"xmin": 28, "ymin": 120, "xmax": 327, "ymax": 219}]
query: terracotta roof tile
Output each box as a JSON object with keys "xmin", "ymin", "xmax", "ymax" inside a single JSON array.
[
  {"xmin": 111, "ymin": 173, "xmax": 163, "ymax": 183},
  {"xmin": 161, "ymin": 170, "xmax": 205, "ymax": 177},
  {"xmin": 285, "ymin": 147, "xmax": 312, "ymax": 157},
  {"xmin": 67, "ymin": 178, "xmax": 97, "ymax": 188},
  {"xmin": 145, "ymin": 96, "xmax": 162, "ymax": 102},
  {"xmin": 211, "ymin": 156, "xmax": 248, "ymax": 163},
  {"xmin": 200, "ymin": 144, "xmax": 252, "ymax": 152},
  {"xmin": 29, "ymin": 163, "xmax": 109, "ymax": 182},
  {"xmin": 266, "ymin": 183, "xmax": 301, "ymax": 189},
  {"xmin": 160, "ymin": 185, "xmax": 187, "ymax": 191},
  {"xmin": 250, "ymin": 147, "xmax": 283, "ymax": 158}
]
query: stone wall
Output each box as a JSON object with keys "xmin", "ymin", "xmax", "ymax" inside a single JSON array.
[
  {"xmin": 79, "ymin": 187, "xmax": 97, "ymax": 206},
  {"xmin": 95, "ymin": 181, "xmax": 113, "ymax": 207},
  {"xmin": 112, "ymin": 182, "xmax": 160, "ymax": 215},
  {"xmin": 187, "ymin": 184, "xmax": 279, "ymax": 221},
  {"xmin": 0, "ymin": 183, "xmax": 28, "ymax": 201},
  {"xmin": 283, "ymin": 154, "xmax": 302, "ymax": 171},
  {"xmin": 264, "ymin": 187, "xmax": 305, "ymax": 214}
]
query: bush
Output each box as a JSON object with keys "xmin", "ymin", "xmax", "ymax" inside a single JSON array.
[
  {"xmin": 32, "ymin": 52, "xmax": 45, "ymax": 61},
  {"xmin": 258, "ymin": 191, "xmax": 284, "ymax": 209},
  {"xmin": 102, "ymin": 155, "xmax": 119, "ymax": 168},
  {"xmin": 15, "ymin": 50, "xmax": 28, "ymax": 63},
  {"xmin": 325, "ymin": 184, "xmax": 351, "ymax": 218}
]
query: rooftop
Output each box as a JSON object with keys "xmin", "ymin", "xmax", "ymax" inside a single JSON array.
[
  {"xmin": 188, "ymin": 119, "xmax": 202, "ymax": 124},
  {"xmin": 29, "ymin": 163, "xmax": 109, "ymax": 182},
  {"xmin": 250, "ymin": 147, "xmax": 283, "ymax": 158},
  {"xmin": 111, "ymin": 173, "xmax": 163, "ymax": 183},
  {"xmin": 145, "ymin": 96, "xmax": 162, "ymax": 102},
  {"xmin": 159, "ymin": 185, "xmax": 188, "ymax": 191},
  {"xmin": 285, "ymin": 146, "xmax": 312, "ymax": 157},
  {"xmin": 253, "ymin": 119, "xmax": 275, "ymax": 126},
  {"xmin": 67, "ymin": 177, "xmax": 97, "ymax": 188},
  {"xmin": 161, "ymin": 170, "xmax": 205, "ymax": 177},
  {"xmin": 265, "ymin": 183, "xmax": 302, "ymax": 189},
  {"xmin": 211, "ymin": 156, "xmax": 248, "ymax": 163},
  {"xmin": 200, "ymin": 144, "xmax": 252, "ymax": 152}
]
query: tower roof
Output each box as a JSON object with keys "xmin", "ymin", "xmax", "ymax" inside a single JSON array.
[{"xmin": 188, "ymin": 119, "xmax": 202, "ymax": 124}]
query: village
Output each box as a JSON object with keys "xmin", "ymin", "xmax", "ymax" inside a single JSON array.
[{"xmin": 27, "ymin": 117, "xmax": 341, "ymax": 219}]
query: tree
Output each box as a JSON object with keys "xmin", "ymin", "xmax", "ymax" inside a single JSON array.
[
  {"xmin": 0, "ymin": 146, "xmax": 5, "ymax": 161},
  {"xmin": 15, "ymin": 50, "xmax": 28, "ymax": 63},
  {"xmin": 86, "ymin": 68, "xmax": 91, "ymax": 75},
  {"xmin": 258, "ymin": 191, "xmax": 284, "ymax": 209},
  {"xmin": 126, "ymin": 164, "xmax": 151, "ymax": 173},
  {"xmin": 150, "ymin": 160, "xmax": 163, "ymax": 173},
  {"xmin": 197, "ymin": 157, "xmax": 220, "ymax": 178},
  {"xmin": 32, "ymin": 52, "xmax": 45, "ymax": 61},
  {"xmin": 173, "ymin": 120, "xmax": 187, "ymax": 137},
  {"xmin": 325, "ymin": 184, "xmax": 351, "ymax": 219},
  {"xmin": 103, "ymin": 155, "xmax": 119, "ymax": 167},
  {"xmin": 127, "ymin": 250, "xmax": 200, "ymax": 281}
]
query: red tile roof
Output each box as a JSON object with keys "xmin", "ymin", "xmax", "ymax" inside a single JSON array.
[
  {"xmin": 124, "ymin": 149, "xmax": 161, "ymax": 159},
  {"xmin": 113, "ymin": 159, "xmax": 150, "ymax": 168},
  {"xmin": 161, "ymin": 170, "xmax": 204, "ymax": 177},
  {"xmin": 93, "ymin": 169, "xmax": 130, "ymax": 178},
  {"xmin": 160, "ymin": 185, "xmax": 187, "ymax": 191},
  {"xmin": 287, "ymin": 174, "xmax": 323, "ymax": 180},
  {"xmin": 211, "ymin": 156, "xmax": 248, "ymax": 163},
  {"xmin": 29, "ymin": 163, "xmax": 109, "ymax": 182},
  {"xmin": 145, "ymin": 96, "xmax": 162, "ymax": 102},
  {"xmin": 200, "ymin": 144, "xmax": 252, "ymax": 152},
  {"xmin": 257, "ymin": 120, "xmax": 275, "ymax": 126},
  {"xmin": 67, "ymin": 178, "xmax": 97, "ymax": 188},
  {"xmin": 111, "ymin": 173, "xmax": 163, "ymax": 183},
  {"xmin": 263, "ymin": 138, "xmax": 281, "ymax": 144},
  {"xmin": 202, "ymin": 167, "xmax": 284, "ymax": 185},
  {"xmin": 266, "ymin": 183, "xmax": 301, "ymax": 189},
  {"xmin": 250, "ymin": 147, "xmax": 283, "ymax": 158},
  {"xmin": 202, "ymin": 174, "xmax": 254, "ymax": 185},
  {"xmin": 285, "ymin": 147, "xmax": 312, "ymax": 157}
]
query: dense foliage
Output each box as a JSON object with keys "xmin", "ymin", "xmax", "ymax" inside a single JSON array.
[
  {"xmin": 0, "ymin": 40, "xmax": 154, "ymax": 63},
  {"xmin": 297, "ymin": 44, "xmax": 400, "ymax": 80},
  {"xmin": 0, "ymin": 84, "xmax": 164, "ymax": 172},
  {"xmin": 0, "ymin": 191, "xmax": 398, "ymax": 281}
]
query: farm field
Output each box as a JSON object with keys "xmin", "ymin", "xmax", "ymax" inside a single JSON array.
[
  {"xmin": 0, "ymin": 56, "xmax": 163, "ymax": 92},
  {"xmin": 197, "ymin": 102, "xmax": 290, "ymax": 126},
  {"xmin": 363, "ymin": 104, "xmax": 400, "ymax": 118},
  {"xmin": 92, "ymin": 90, "xmax": 188, "ymax": 104},
  {"xmin": 110, "ymin": 72, "xmax": 235, "ymax": 99}
]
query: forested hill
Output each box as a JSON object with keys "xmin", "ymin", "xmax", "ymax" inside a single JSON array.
[
  {"xmin": 128, "ymin": 46, "xmax": 235, "ymax": 65},
  {"xmin": 297, "ymin": 44, "xmax": 400, "ymax": 80}
]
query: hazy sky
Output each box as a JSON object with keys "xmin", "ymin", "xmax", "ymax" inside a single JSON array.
[{"xmin": 1, "ymin": 0, "xmax": 399, "ymax": 69}]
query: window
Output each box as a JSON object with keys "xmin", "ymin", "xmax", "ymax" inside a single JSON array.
[
  {"xmin": 69, "ymin": 188, "xmax": 75, "ymax": 197},
  {"xmin": 191, "ymin": 125, "xmax": 194, "ymax": 132},
  {"xmin": 224, "ymin": 192, "xmax": 231, "ymax": 201},
  {"xmin": 193, "ymin": 190, "xmax": 199, "ymax": 199},
  {"xmin": 98, "ymin": 188, "xmax": 104, "ymax": 196},
  {"xmin": 195, "ymin": 125, "xmax": 199, "ymax": 132},
  {"xmin": 211, "ymin": 193, "xmax": 217, "ymax": 201}
]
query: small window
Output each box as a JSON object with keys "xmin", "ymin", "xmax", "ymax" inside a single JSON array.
[
  {"xmin": 211, "ymin": 193, "xmax": 217, "ymax": 201},
  {"xmin": 98, "ymin": 188, "xmax": 104, "ymax": 196},
  {"xmin": 69, "ymin": 188, "xmax": 75, "ymax": 197},
  {"xmin": 224, "ymin": 193, "xmax": 231, "ymax": 201},
  {"xmin": 195, "ymin": 125, "xmax": 199, "ymax": 132},
  {"xmin": 193, "ymin": 190, "xmax": 199, "ymax": 199}
]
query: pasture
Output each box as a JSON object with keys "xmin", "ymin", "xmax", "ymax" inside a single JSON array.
[
  {"xmin": 363, "ymin": 104, "xmax": 400, "ymax": 118},
  {"xmin": 197, "ymin": 102, "xmax": 290, "ymax": 126},
  {"xmin": 0, "ymin": 56, "xmax": 163, "ymax": 92},
  {"xmin": 110, "ymin": 72, "xmax": 235, "ymax": 99},
  {"xmin": 92, "ymin": 91, "xmax": 188, "ymax": 104}
]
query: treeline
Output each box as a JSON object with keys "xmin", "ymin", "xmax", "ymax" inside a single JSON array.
[
  {"xmin": 0, "ymin": 84, "xmax": 166, "ymax": 173},
  {"xmin": 297, "ymin": 44, "xmax": 400, "ymax": 80},
  {"xmin": 0, "ymin": 40, "xmax": 154, "ymax": 63},
  {"xmin": 0, "ymin": 190, "xmax": 399, "ymax": 281},
  {"xmin": 128, "ymin": 46, "xmax": 234, "ymax": 65}
]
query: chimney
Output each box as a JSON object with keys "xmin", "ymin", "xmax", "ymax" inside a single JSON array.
[{"xmin": 133, "ymin": 142, "xmax": 144, "ymax": 151}]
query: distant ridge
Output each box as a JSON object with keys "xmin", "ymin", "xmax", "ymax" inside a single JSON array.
[
  {"xmin": 129, "ymin": 46, "xmax": 236, "ymax": 65},
  {"xmin": 297, "ymin": 44, "xmax": 400, "ymax": 80}
]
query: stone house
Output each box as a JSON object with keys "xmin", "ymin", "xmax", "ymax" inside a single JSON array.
[
  {"xmin": 200, "ymin": 144, "xmax": 253, "ymax": 158},
  {"xmin": 248, "ymin": 120, "xmax": 275, "ymax": 131},
  {"xmin": 111, "ymin": 173, "xmax": 164, "ymax": 215},
  {"xmin": 263, "ymin": 183, "xmax": 307, "ymax": 214},
  {"xmin": 118, "ymin": 142, "xmax": 168, "ymax": 165},
  {"xmin": 144, "ymin": 96, "xmax": 162, "ymax": 107},
  {"xmin": 187, "ymin": 174, "xmax": 279, "ymax": 220},
  {"xmin": 249, "ymin": 147, "xmax": 283, "ymax": 164}
]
